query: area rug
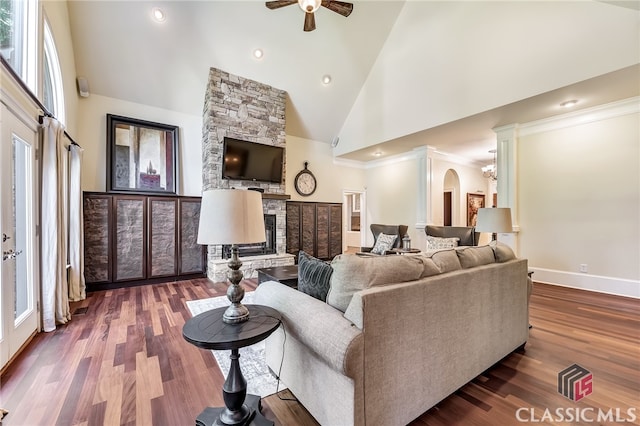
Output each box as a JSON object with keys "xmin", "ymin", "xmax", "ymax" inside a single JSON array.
[{"xmin": 186, "ymin": 292, "xmax": 287, "ymax": 398}]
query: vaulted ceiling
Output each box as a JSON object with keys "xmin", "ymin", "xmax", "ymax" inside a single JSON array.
[{"xmin": 67, "ymin": 1, "xmax": 639, "ymax": 165}]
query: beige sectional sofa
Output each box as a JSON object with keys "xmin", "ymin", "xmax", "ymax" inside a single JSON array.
[{"xmin": 254, "ymin": 242, "xmax": 530, "ymax": 426}]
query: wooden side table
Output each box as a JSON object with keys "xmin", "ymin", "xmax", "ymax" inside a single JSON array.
[
  {"xmin": 256, "ymin": 265, "xmax": 298, "ymax": 289},
  {"xmin": 183, "ymin": 304, "xmax": 281, "ymax": 426}
]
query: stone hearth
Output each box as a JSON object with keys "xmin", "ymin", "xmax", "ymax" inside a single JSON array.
[{"xmin": 202, "ymin": 68, "xmax": 294, "ymax": 281}]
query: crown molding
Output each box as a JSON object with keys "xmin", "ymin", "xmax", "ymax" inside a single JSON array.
[{"xmin": 518, "ymin": 96, "xmax": 639, "ymax": 137}]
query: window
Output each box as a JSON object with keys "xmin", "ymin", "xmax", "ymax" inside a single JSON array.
[
  {"xmin": 0, "ymin": 0, "xmax": 37, "ymax": 90},
  {"xmin": 43, "ymin": 18, "xmax": 64, "ymax": 123}
]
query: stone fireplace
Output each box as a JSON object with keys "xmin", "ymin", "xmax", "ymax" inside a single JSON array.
[
  {"xmin": 202, "ymin": 68, "xmax": 295, "ymax": 282},
  {"xmin": 222, "ymin": 214, "xmax": 276, "ymax": 259}
]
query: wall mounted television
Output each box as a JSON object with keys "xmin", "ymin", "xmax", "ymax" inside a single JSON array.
[{"xmin": 222, "ymin": 137, "xmax": 284, "ymax": 183}]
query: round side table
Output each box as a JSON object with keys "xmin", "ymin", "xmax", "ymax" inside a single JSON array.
[{"xmin": 183, "ymin": 304, "xmax": 281, "ymax": 426}]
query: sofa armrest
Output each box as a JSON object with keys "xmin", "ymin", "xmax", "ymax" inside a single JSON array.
[{"xmin": 254, "ymin": 281, "xmax": 363, "ymax": 377}]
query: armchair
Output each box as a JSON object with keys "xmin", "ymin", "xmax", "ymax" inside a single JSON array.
[
  {"xmin": 425, "ymin": 225, "xmax": 479, "ymax": 247},
  {"xmin": 360, "ymin": 224, "xmax": 409, "ymax": 254}
]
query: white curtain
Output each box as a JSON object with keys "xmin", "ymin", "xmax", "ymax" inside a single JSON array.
[
  {"xmin": 41, "ymin": 117, "xmax": 71, "ymax": 332},
  {"xmin": 68, "ymin": 144, "xmax": 85, "ymax": 301}
]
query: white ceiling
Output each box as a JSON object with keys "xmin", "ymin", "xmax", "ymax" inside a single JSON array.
[{"xmin": 66, "ymin": 1, "xmax": 640, "ymax": 165}]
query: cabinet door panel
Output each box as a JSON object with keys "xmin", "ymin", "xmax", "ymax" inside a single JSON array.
[
  {"xmin": 179, "ymin": 199, "xmax": 205, "ymax": 275},
  {"xmin": 286, "ymin": 203, "xmax": 301, "ymax": 256},
  {"xmin": 329, "ymin": 204, "xmax": 343, "ymax": 259},
  {"xmin": 83, "ymin": 195, "xmax": 112, "ymax": 283},
  {"xmin": 114, "ymin": 197, "xmax": 146, "ymax": 281},
  {"xmin": 301, "ymin": 204, "xmax": 316, "ymax": 255},
  {"xmin": 316, "ymin": 204, "xmax": 330, "ymax": 259},
  {"xmin": 149, "ymin": 198, "xmax": 177, "ymax": 277}
]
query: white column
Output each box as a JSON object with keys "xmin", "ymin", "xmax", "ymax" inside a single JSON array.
[
  {"xmin": 413, "ymin": 145, "xmax": 436, "ymax": 251},
  {"xmin": 493, "ymin": 124, "xmax": 519, "ymax": 253}
]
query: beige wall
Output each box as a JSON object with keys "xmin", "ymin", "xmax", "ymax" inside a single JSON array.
[
  {"xmin": 430, "ymin": 157, "xmax": 490, "ymax": 228},
  {"xmin": 518, "ymin": 111, "xmax": 639, "ymax": 282},
  {"xmin": 74, "ymin": 94, "xmax": 202, "ymax": 196},
  {"xmin": 286, "ymin": 136, "xmax": 365, "ymax": 204},
  {"xmin": 363, "ymin": 158, "xmax": 417, "ymax": 245}
]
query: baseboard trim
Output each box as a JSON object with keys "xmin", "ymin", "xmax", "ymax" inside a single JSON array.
[{"xmin": 529, "ymin": 267, "xmax": 640, "ymax": 299}]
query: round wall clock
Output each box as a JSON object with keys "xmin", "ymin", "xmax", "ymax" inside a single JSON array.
[{"xmin": 294, "ymin": 162, "xmax": 317, "ymax": 196}]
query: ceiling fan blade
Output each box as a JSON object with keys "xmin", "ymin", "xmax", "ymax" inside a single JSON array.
[
  {"xmin": 321, "ymin": 0, "xmax": 353, "ymax": 17},
  {"xmin": 303, "ymin": 12, "xmax": 316, "ymax": 32},
  {"xmin": 265, "ymin": 0, "xmax": 297, "ymax": 10}
]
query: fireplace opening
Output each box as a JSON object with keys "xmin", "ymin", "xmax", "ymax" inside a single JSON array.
[{"xmin": 222, "ymin": 214, "xmax": 276, "ymax": 259}]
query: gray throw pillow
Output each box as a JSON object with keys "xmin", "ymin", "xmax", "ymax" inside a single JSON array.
[
  {"xmin": 371, "ymin": 233, "xmax": 397, "ymax": 255},
  {"xmin": 298, "ymin": 251, "xmax": 332, "ymax": 302}
]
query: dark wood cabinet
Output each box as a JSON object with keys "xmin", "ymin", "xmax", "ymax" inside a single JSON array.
[
  {"xmin": 83, "ymin": 192, "xmax": 206, "ymax": 290},
  {"xmin": 286, "ymin": 201, "xmax": 342, "ymax": 261}
]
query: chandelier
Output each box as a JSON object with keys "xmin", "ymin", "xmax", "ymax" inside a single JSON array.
[{"xmin": 482, "ymin": 149, "xmax": 497, "ymax": 181}]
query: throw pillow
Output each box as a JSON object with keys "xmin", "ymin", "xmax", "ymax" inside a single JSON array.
[
  {"xmin": 297, "ymin": 250, "xmax": 332, "ymax": 302},
  {"xmin": 426, "ymin": 235, "xmax": 460, "ymax": 250},
  {"xmin": 371, "ymin": 233, "xmax": 397, "ymax": 255},
  {"xmin": 490, "ymin": 240, "xmax": 517, "ymax": 262}
]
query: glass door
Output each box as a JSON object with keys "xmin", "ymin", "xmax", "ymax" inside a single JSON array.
[{"xmin": 1, "ymin": 104, "xmax": 38, "ymax": 369}]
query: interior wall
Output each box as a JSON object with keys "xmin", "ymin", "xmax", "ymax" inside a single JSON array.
[
  {"xmin": 75, "ymin": 94, "xmax": 202, "ymax": 196},
  {"xmin": 363, "ymin": 158, "xmax": 417, "ymax": 246},
  {"xmin": 519, "ymin": 111, "xmax": 639, "ymax": 283},
  {"xmin": 286, "ymin": 135, "xmax": 365, "ymax": 204},
  {"xmin": 430, "ymin": 157, "xmax": 489, "ymax": 228}
]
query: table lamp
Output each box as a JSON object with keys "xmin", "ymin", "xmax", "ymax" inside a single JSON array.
[
  {"xmin": 198, "ymin": 189, "xmax": 265, "ymax": 324},
  {"xmin": 476, "ymin": 207, "xmax": 513, "ymax": 241}
]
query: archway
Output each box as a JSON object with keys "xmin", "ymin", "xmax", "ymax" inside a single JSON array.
[{"xmin": 443, "ymin": 169, "xmax": 460, "ymax": 226}]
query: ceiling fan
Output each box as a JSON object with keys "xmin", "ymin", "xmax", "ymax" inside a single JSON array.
[{"xmin": 265, "ymin": 0, "xmax": 354, "ymax": 32}]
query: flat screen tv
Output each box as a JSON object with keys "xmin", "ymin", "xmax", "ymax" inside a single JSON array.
[{"xmin": 222, "ymin": 137, "xmax": 284, "ymax": 183}]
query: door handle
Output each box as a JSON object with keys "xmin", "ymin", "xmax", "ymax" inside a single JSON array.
[{"xmin": 2, "ymin": 249, "xmax": 22, "ymax": 261}]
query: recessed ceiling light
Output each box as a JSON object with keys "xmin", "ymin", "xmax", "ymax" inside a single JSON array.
[
  {"xmin": 253, "ymin": 49, "xmax": 264, "ymax": 59},
  {"xmin": 560, "ymin": 100, "xmax": 578, "ymax": 108},
  {"xmin": 152, "ymin": 7, "xmax": 166, "ymax": 22},
  {"xmin": 373, "ymin": 151, "xmax": 382, "ymax": 157},
  {"xmin": 322, "ymin": 75, "xmax": 332, "ymax": 85}
]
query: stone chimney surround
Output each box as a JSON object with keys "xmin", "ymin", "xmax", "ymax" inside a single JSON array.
[{"xmin": 202, "ymin": 68, "xmax": 294, "ymax": 282}]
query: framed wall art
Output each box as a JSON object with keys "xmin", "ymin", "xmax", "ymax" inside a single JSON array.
[
  {"xmin": 106, "ymin": 114, "xmax": 178, "ymax": 194},
  {"xmin": 467, "ymin": 193, "xmax": 485, "ymax": 227}
]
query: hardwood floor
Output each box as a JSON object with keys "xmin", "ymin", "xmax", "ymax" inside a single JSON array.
[{"xmin": 1, "ymin": 280, "xmax": 638, "ymax": 425}]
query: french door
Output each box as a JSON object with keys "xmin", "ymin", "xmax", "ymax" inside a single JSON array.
[{"xmin": 1, "ymin": 103, "xmax": 39, "ymax": 369}]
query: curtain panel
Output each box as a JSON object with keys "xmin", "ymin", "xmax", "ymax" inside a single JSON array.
[{"xmin": 41, "ymin": 117, "xmax": 85, "ymax": 332}]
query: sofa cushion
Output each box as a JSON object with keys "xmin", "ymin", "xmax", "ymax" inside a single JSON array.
[
  {"xmin": 327, "ymin": 254, "xmax": 424, "ymax": 312},
  {"xmin": 490, "ymin": 241, "xmax": 517, "ymax": 262},
  {"xmin": 419, "ymin": 256, "xmax": 441, "ymax": 278},
  {"xmin": 426, "ymin": 249, "xmax": 462, "ymax": 273},
  {"xmin": 426, "ymin": 235, "xmax": 459, "ymax": 250},
  {"xmin": 298, "ymin": 250, "xmax": 332, "ymax": 302},
  {"xmin": 456, "ymin": 245, "xmax": 495, "ymax": 269},
  {"xmin": 371, "ymin": 233, "xmax": 397, "ymax": 255}
]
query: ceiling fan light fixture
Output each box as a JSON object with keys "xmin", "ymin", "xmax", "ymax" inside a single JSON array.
[{"xmin": 299, "ymin": 0, "xmax": 321, "ymax": 13}]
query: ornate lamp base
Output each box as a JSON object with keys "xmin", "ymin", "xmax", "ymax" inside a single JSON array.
[{"xmin": 223, "ymin": 244, "xmax": 249, "ymax": 324}]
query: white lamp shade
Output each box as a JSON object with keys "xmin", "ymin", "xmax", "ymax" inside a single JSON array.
[
  {"xmin": 475, "ymin": 208, "xmax": 513, "ymax": 233},
  {"xmin": 197, "ymin": 189, "xmax": 266, "ymax": 245}
]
